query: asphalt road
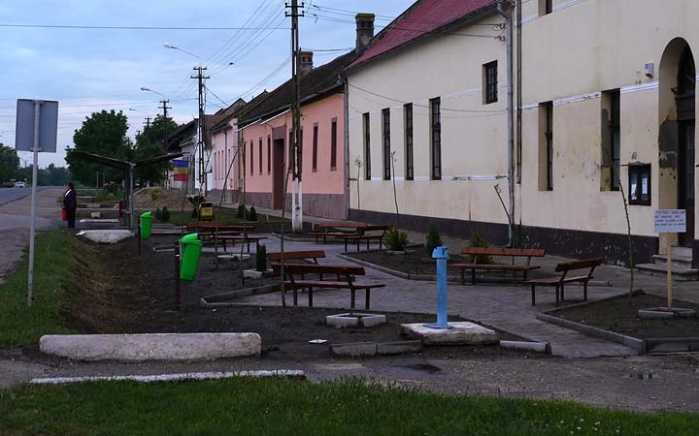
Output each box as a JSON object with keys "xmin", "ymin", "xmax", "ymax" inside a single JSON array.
[{"xmin": 0, "ymin": 186, "xmax": 64, "ymax": 278}]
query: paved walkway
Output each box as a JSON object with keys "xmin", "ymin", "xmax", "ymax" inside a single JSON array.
[{"xmin": 222, "ymin": 204, "xmax": 699, "ymax": 358}]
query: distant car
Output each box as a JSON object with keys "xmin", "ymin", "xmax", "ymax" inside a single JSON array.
[
  {"xmin": 14, "ymin": 181, "xmax": 26, "ymax": 188},
  {"xmin": 1, "ymin": 181, "xmax": 14, "ymax": 188}
]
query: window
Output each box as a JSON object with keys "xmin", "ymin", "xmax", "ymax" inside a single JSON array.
[
  {"xmin": 404, "ymin": 103, "xmax": 414, "ymax": 181},
  {"xmin": 312, "ymin": 123, "xmax": 318, "ymax": 172},
  {"xmin": 539, "ymin": 0, "xmax": 553, "ymax": 15},
  {"xmin": 363, "ymin": 112, "xmax": 371, "ymax": 180},
  {"xmin": 601, "ymin": 90, "xmax": 621, "ymax": 191},
  {"xmin": 250, "ymin": 140, "xmax": 254, "ymax": 175},
  {"xmin": 330, "ymin": 118, "xmax": 337, "ymax": 171},
  {"xmin": 258, "ymin": 138, "xmax": 263, "ymax": 175},
  {"xmin": 628, "ymin": 164, "xmax": 651, "ymax": 205},
  {"xmin": 382, "ymin": 108, "xmax": 391, "ymax": 180},
  {"xmin": 430, "ymin": 97, "xmax": 442, "ymax": 180},
  {"xmin": 484, "ymin": 61, "xmax": 498, "ymax": 104},
  {"xmin": 539, "ymin": 102, "xmax": 553, "ymax": 191},
  {"xmin": 267, "ymin": 136, "xmax": 271, "ymax": 174}
]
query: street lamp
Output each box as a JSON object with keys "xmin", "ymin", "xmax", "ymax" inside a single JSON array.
[{"xmin": 164, "ymin": 42, "xmax": 201, "ymax": 62}]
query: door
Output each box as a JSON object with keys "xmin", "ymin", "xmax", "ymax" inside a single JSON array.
[{"xmin": 272, "ymin": 139, "xmax": 285, "ymax": 210}]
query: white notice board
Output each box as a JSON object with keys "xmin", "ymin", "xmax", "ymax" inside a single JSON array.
[{"xmin": 654, "ymin": 209, "xmax": 686, "ymax": 234}]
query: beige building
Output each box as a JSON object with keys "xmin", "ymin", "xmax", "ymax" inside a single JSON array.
[{"xmin": 346, "ymin": 0, "xmax": 699, "ymax": 268}]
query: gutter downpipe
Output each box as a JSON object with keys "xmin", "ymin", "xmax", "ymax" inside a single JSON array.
[
  {"xmin": 342, "ymin": 74, "xmax": 350, "ymax": 220},
  {"xmin": 497, "ymin": 0, "xmax": 515, "ymax": 247}
]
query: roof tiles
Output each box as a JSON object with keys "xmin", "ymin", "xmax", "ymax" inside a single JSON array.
[{"xmin": 350, "ymin": 0, "xmax": 495, "ymax": 69}]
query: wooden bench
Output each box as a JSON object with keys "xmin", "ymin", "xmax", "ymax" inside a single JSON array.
[
  {"xmin": 267, "ymin": 250, "xmax": 326, "ymax": 264},
  {"xmin": 271, "ymin": 263, "xmax": 385, "ymax": 309},
  {"xmin": 342, "ymin": 225, "xmax": 391, "ymax": 251},
  {"xmin": 310, "ymin": 222, "xmax": 367, "ymax": 245},
  {"xmin": 451, "ymin": 247, "xmax": 546, "ymax": 285},
  {"xmin": 524, "ymin": 257, "xmax": 603, "ymax": 306}
]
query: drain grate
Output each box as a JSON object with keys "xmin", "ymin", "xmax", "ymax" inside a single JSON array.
[{"xmin": 628, "ymin": 373, "xmax": 657, "ymax": 380}]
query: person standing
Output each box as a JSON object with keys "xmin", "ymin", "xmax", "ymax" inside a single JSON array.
[{"xmin": 63, "ymin": 182, "xmax": 77, "ymax": 229}]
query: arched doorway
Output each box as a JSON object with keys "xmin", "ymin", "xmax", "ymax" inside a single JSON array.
[{"xmin": 676, "ymin": 46, "xmax": 696, "ymax": 246}]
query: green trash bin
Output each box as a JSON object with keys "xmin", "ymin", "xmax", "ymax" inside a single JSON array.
[
  {"xmin": 140, "ymin": 211, "xmax": 153, "ymax": 239},
  {"xmin": 179, "ymin": 232, "xmax": 203, "ymax": 282}
]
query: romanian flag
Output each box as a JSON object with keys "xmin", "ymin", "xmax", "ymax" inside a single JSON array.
[{"xmin": 173, "ymin": 159, "xmax": 189, "ymax": 182}]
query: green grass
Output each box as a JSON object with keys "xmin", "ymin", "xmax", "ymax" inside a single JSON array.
[
  {"xmin": 0, "ymin": 378, "xmax": 696, "ymax": 435},
  {"xmin": 0, "ymin": 229, "xmax": 77, "ymax": 347}
]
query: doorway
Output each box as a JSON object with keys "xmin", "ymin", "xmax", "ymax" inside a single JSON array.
[{"xmin": 676, "ymin": 46, "xmax": 696, "ymax": 246}]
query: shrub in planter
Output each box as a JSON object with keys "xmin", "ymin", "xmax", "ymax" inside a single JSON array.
[
  {"xmin": 249, "ymin": 206, "xmax": 258, "ymax": 221},
  {"xmin": 236, "ymin": 204, "xmax": 248, "ymax": 219},
  {"xmin": 154, "ymin": 207, "xmax": 162, "ymax": 221},
  {"xmin": 161, "ymin": 206, "xmax": 170, "ymax": 222},
  {"xmin": 425, "ymin": 226, "xmax": 443, "ymax": 254},
  {"xmin": 384, "ymin": 225, "xmax": 409, "ymax": 251},
  {"xmin": 469, "ymin": 231, "xmax": 493, "ymax": 264},
  {"xmin": 255, "ymin": 244, "xmax": 267, "ymax": 272}
]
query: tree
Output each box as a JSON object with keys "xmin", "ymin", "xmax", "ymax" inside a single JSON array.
[
  {"xmin": 133, "ymin": 114, "xmax": 181, "ymax": 185},
  {"xmin": 65, "ymin": 110, "xmax": 131, "ymax": 186},
  {"xmin": 0, "ymin": 144, "xmax": 20, "ymax": 182}
]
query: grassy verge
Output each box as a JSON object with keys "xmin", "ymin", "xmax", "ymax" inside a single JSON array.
[
  {"xmin": 0, "ymin": 229, "xmax": 77, "ymax": 347},
  {"xmin": 0, "ymin": 378, "xmax": 696, "ymax": 435}
]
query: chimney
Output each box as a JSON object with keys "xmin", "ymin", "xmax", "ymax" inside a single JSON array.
[
  {"xmin": 355, "ymin": 13, "xmax": 375, "ymax": 51},
  {"xmin": 298, "ymin": 50, "xmax": 313, "ymax": 76}
]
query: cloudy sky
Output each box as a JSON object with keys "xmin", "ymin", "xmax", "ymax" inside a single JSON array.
[{"xmin": 0, "ymin": 0, "xmax": 415, "ymax": 169}]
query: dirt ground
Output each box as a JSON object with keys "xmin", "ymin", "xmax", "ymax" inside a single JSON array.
[{"xmin": 57, "ymin": 235, "xmax": 529, "ymax": 363}]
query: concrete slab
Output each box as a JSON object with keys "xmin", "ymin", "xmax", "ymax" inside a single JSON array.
[
  {"xmin": 76, "ymin": 229, "xmax": 134, "ymax": 243},
  {"xmin": 326, "ymin": 312, "xmax": 387, "ymax": 328},
  {"xmin": 40, "ymin": 332, "xmax": 261, "ymax": 361},
  {"xmin": 401, "ymin": 322, "xmax": 498, "ymax": 345}
]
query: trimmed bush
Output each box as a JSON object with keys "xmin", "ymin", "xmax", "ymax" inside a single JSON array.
[
  {"xmin": 469, "ymin": 231, "xmax": 493, "ymax": 264},
  {"xmin": 154, "ymin": 207, "xmax": 162, "ymax": 221},
  {"xmin": 425, "ymin": 226, "xmax": 443, "ymax": 255},
  {"xmin": 236, "ymin": 204, "xmax": 248, "ymax": 219},
  {"xmin": 249, "ymin": 206, "xmax": 258, "ymax": 221},
  {"xmin": 161, "ymin": 206, "xmax": 170, "ymax": 222},
  {"xmin": 384, "ymin": 225, "xmax": 409, "ymax": 251}
]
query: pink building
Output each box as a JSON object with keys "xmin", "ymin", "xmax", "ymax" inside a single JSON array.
[{"xmin": 235, "ymin": 14, "xmax": 376, "ymax": 219}]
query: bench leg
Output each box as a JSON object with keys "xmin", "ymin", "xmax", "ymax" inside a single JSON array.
[
  {"xmin": 308, "ymin": 287, "xmax": 313, "ymax": 307},
  {"xmin": 531, "ymin": 285, "xmax": 536, "ymax": 306},
  {"xmin": 555, "ymin": 285, "xmax": 560, "ymax": 307},
  {"xmin": 471, "ymin": 269, "xmax": 476, "ymax": 285},
  {"xmin": 365, "ymin": 289, "xmax": 371, "ymax": 310},
  {"xmin": 350, "ymin": 289, "xmax": 356, "ymax": 309},
  {"xmin": 583, "ymin": 282, "xmax": 588, "ymax": 301},
  {"xmin": 293, "ymin": 287, "xmax": 298, "ymax": 306},
  {"xmin": 461, "ymin": 269, "xmax": 465, "ymax": 285}
]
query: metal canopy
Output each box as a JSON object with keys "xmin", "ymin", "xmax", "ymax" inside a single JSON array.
[{"xmin": 68, "ymin": 150, "xmax": 184, "ymax": 229}]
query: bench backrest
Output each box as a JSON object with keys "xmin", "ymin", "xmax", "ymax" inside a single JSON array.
[
  {"xmin": 267, "ymin": 250, "xmax": 326, "ymax": 263},
  {"xmin": 555, "ymin": 257, "xmax": 603, "ymax": 273},
  {"xmin": 271, "ymin": 263, "xmax": 366, "ymax": 277},
  {"xmin": 460, "ymin": 247, "xmax": 546, "ymax": 257}
]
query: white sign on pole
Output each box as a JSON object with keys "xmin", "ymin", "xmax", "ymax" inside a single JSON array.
[
  {"xmin": 15, "ymin": 99, "xmax": 59, "ymax": 153},
  {"xmin": 654, "ymin": 209, "xmax": 686, "ymax": 234}
]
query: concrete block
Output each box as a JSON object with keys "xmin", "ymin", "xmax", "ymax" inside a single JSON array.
[
  {"xmin": 76, "ymin": 230, "xmax": 134, "ymax": 244},
  {"xmin": 90, "ymin": 212, "xmax": 101, "ymax": 219},
  {"xmin": 40, "ymin": 333, "xmax": 261, "ymax": 362},
  {"xmin": 499, "ymin": 340, "xmax": 549, "ymax": 353},
  {"xmin": 401, "ymin": 322, "xmax": 498, "ymax": 345},
  {"xmin": 326, "ymin": 313, "xmax": 387, "ymax": 328},
  {"xmin": 377, "ymin": 340, "xmax": 423, "ymax": 355}
]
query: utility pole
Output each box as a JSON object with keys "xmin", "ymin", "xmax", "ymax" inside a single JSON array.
[
  {"xmin": 160, "ymin": 99, "xmax": 171, "ymax": 152},
  {"xmin": 144, "ymin": 117, "xmax": 151, "ymax": 129},
  {"xmin": 193, "ymin": 65, "xmax": 209, "ymax": 195},
  {"xmin": 286, "ymin": 0, "xmax": 304, "ymax": 232}
]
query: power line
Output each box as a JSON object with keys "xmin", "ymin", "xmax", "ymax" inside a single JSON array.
[{"xmin": 0, "ymin": 23, "xmax": 288, "ymax": 30}]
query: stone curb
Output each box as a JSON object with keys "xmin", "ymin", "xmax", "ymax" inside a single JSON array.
[
  {"xmin": 31, "ymin": 369, "xmax": 306, "ymax": 385},
  {"xmin": 40, "ymin": 333, "xmax": 262, "ymax": 362},
  {"xmin": 536, "ymin": 313, "xmax": 646, "ymax": 353},
  {"xmin": 499, "ymin": 340, "xmax": 550, "ymax": 353},
  {"xmin": 331, "ymin": 340, "xmax": 423, "ymax": 357},
  {"xmin": 200, "ymin": 284, "xmax": 281, "ymax": 307}
]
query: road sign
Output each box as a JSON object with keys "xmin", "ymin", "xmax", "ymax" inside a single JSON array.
[
  {"xmin": 654, "ymin": 209, "xmax": 686, "ymax": 234},
  {"xmin": 15, "ymin": 99, "xmax": 59, "ymax": 153}
]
